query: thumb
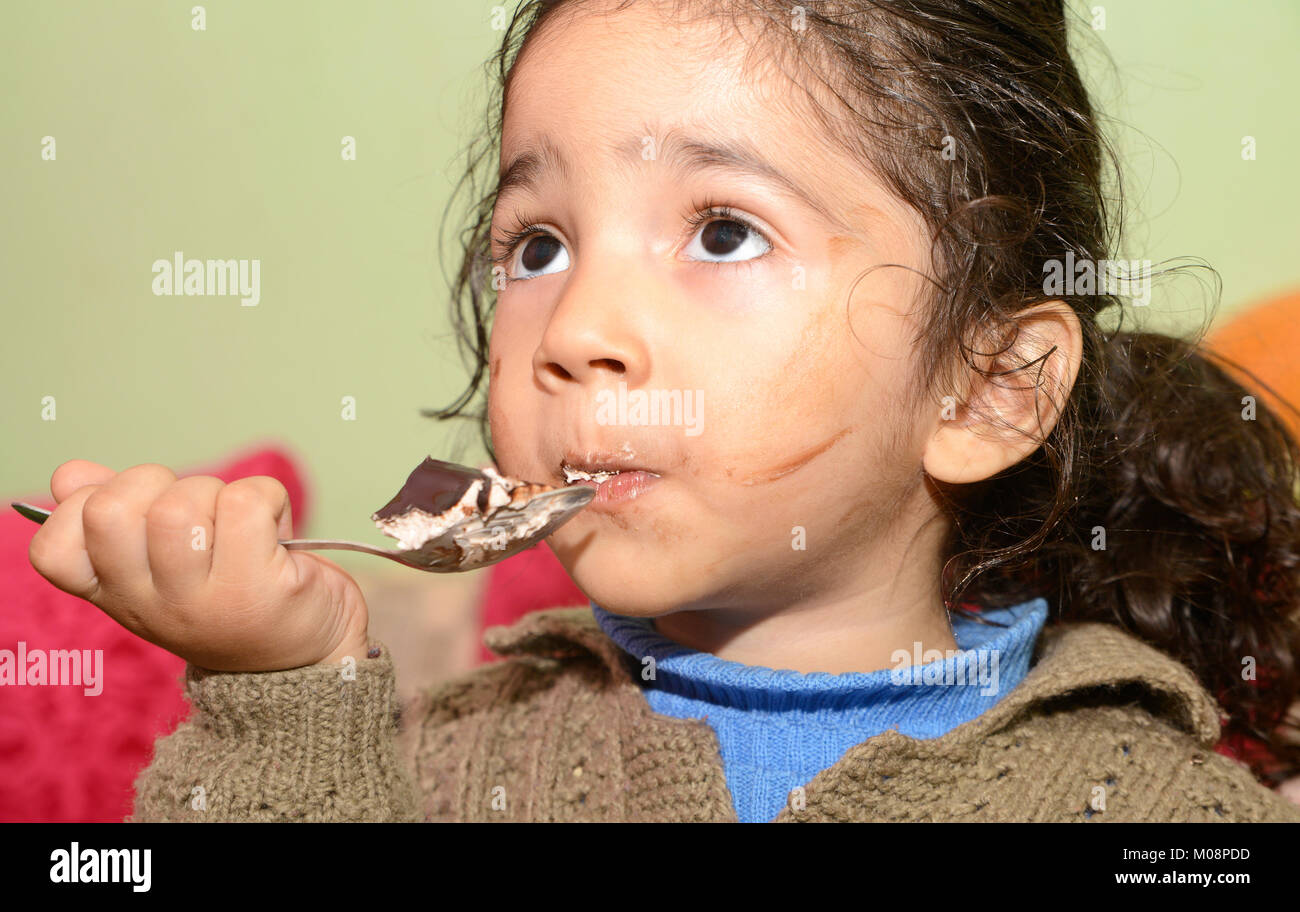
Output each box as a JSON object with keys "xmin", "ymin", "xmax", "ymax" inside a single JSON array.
[
  {"xmin": 272, "ymin": 488, "xmax": 295, "ymax": 540},
  {"xmin": 51, "ymin": 459, "xmax": 116, "ymax": 504}
]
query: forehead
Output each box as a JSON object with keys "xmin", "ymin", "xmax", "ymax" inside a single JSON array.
[
  {"xmin": 498, "ymin": 1, "xmax": 927, "ymax": 251},
  {"xmin": 502, "ymin": 4, "xmax": 823, "ymax": 176}
]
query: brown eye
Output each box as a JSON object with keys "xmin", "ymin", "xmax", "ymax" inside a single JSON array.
[
  {"xmin": 701, "ymin": 220, "xmax": 748, "ymax": 256},
  {"xmin": 685, "ymin": 215, "xmax": 772, "ymax": 262},
  {"xmin": 513, "ymin": 233, "xmax": 569, "ymax": 279}
]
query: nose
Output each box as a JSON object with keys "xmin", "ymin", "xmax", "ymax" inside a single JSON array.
[{"xmin": 532, "ymin": 262, "xmax": 652, "ymax": 393}]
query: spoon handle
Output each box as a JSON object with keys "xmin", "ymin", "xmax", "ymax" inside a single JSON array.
[
  {"xmin": 11, "ymin": 502, "xmax": 53, "ymax": 524},
  {"xmin": 279, "ymin": 538, "xmax": 394, "ymax": 557}
]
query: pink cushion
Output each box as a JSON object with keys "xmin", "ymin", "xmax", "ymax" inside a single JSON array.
[{"xmin": 0, "ymin": 444, "xmax": 311, "ymax": 822}]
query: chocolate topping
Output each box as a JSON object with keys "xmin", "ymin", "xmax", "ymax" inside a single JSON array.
[{"xmin": 371, "ymin": 457, "xmax": 491, "ymax": 521}]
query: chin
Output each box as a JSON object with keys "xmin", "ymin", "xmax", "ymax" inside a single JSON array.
[{"xmin": 547, "ymin": 532, "xmax": 697, "ymax": 617}]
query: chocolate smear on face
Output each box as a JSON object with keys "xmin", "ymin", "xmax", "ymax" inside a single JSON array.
[{"xmin": 739, "ymin": 426, "xmax": 853, "ymax": 486}]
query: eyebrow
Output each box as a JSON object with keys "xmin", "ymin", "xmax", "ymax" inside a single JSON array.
[{"xmin": 496, "ymin": 126, "xmax": 853, "ymax": 233}]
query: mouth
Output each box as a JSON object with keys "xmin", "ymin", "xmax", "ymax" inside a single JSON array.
[{"xmin": 559, "ymin": 452, "xmax": 663, "ymax": 508}]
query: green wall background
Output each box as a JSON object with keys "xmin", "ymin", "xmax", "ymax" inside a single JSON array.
[{"xmin": 3, "ymin": 0, "xmax": 1298, "ymax": 574}]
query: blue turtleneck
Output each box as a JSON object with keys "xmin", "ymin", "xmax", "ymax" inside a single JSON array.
[{"xmin": 591, "ymin": 597, "xmax": 1049, "ymax": 822}]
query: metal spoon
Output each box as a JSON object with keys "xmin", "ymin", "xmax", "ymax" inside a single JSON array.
[{"xmin": 10, "ymin": 485, "xmax": 595, "ymax": 573}]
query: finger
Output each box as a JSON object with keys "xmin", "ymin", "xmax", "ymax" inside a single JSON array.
[
  {"xmin": 211, "ymin": 476, "xmax": 294, "ymax": 586},
  {"xmin": 27, "ymin": 484, "xmax": 104, "ymax": 602},
  {"xmin": 51, "ymin": 459, "xmax": 117, "ymax": 504},
  {"xmin": 145, "ymin": 475, "xmax": 226, "ymax": 603},
  {"xmin": 81, "ymin": 463, "xmax": 178, "ymax": 601}
]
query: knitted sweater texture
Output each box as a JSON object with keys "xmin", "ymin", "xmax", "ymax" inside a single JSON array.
[
  {"xmin": 591, "ymin": 597, "xmax": 1048, "ymax": 822},
  {"xmin": 128, "ymin": 606, "xmax": 1300, "ymax": 822}
]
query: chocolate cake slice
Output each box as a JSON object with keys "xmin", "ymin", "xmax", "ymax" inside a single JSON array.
[{"xmin": 372, "ymin": 457, "xmax": 559, "ymax": 557}]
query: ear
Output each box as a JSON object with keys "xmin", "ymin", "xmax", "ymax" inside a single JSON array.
[{"xmin": 922, "ymin": 300, "xmax": 1083, "ymax": 485}]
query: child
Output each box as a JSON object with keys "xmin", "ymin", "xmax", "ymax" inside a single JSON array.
[{"xmin": 32, "ymin": 0, "xmax": 1300, "ymax": 821}]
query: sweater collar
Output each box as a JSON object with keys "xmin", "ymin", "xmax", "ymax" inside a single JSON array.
[
  {"xmin": 482, "ymin": 600, "xmax": 1223, "ymax": 746},
  {"xmin": 588, "ymin": 599, "xmax": 1047, "ymax": 714}
]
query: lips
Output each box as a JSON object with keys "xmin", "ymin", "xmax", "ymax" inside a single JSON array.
[
  {"xmin": 559, "ymin": 450, "xmax": 658, "ymax": 481},
  {"xmin": 558, "ymin": 450, "xmax": 663, "ymax": 508}
]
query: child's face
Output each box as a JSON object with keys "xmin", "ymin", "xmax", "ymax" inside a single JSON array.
[{"xmin": 487, "ymin": 2, "xmax": 942, "ymax": 617}]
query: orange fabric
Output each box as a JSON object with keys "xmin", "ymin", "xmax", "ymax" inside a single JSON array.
[{"xmin": 1206, "ymin": 289, "xmax": 1300, "ymax": 442}]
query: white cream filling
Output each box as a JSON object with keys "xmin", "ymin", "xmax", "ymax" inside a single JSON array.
[
  {"xmin": 480, "ymin": 467, "xmax": 515, "ymax": 509},
  {"xmin": 376, "ymin": 478, "xmax": 485, "ymax": 551},
  {"xmin": 562, "ymin": 465, "xmax": 620, "ymax": 484},
  {"xmin": 376, "ymin": 467, "xmax": 558, "ymax": 557}
]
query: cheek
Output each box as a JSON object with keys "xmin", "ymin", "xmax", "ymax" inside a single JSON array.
[
  {"xmin": 696, "ymin": 268, "xmax": 923, "ymax": 518},
  {"xmin": 486, "ymin": 348, "xmax": 529, "ymax": 476},
  {"xmin": 486, "ymin": 357, "xmax": 505, "ymax": 438},
  {"xmin": 489, "ymin": 396, "xmax": 538, "ymax": 483},
  {"xmin": 486, "ymin": 302, "xmax": 550, "ymax": 472},
  {"xmin": 708, "ymin": 305, "xmax": 859, "ymax": 478}
]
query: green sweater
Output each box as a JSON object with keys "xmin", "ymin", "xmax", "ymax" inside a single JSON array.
[{"xmin": 128, "ymin": 607, "xmax": 1300, "ymax": 822}]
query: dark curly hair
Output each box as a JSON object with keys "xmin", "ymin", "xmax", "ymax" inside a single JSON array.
[{"xmin": 426, "ymin": 0, "xmax": 1300, "ymax": 782}]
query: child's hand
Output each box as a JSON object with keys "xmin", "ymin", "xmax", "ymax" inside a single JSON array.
[{"xmin": 27, "ymin": 459, "xmax": 370, "ymax": 672}]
